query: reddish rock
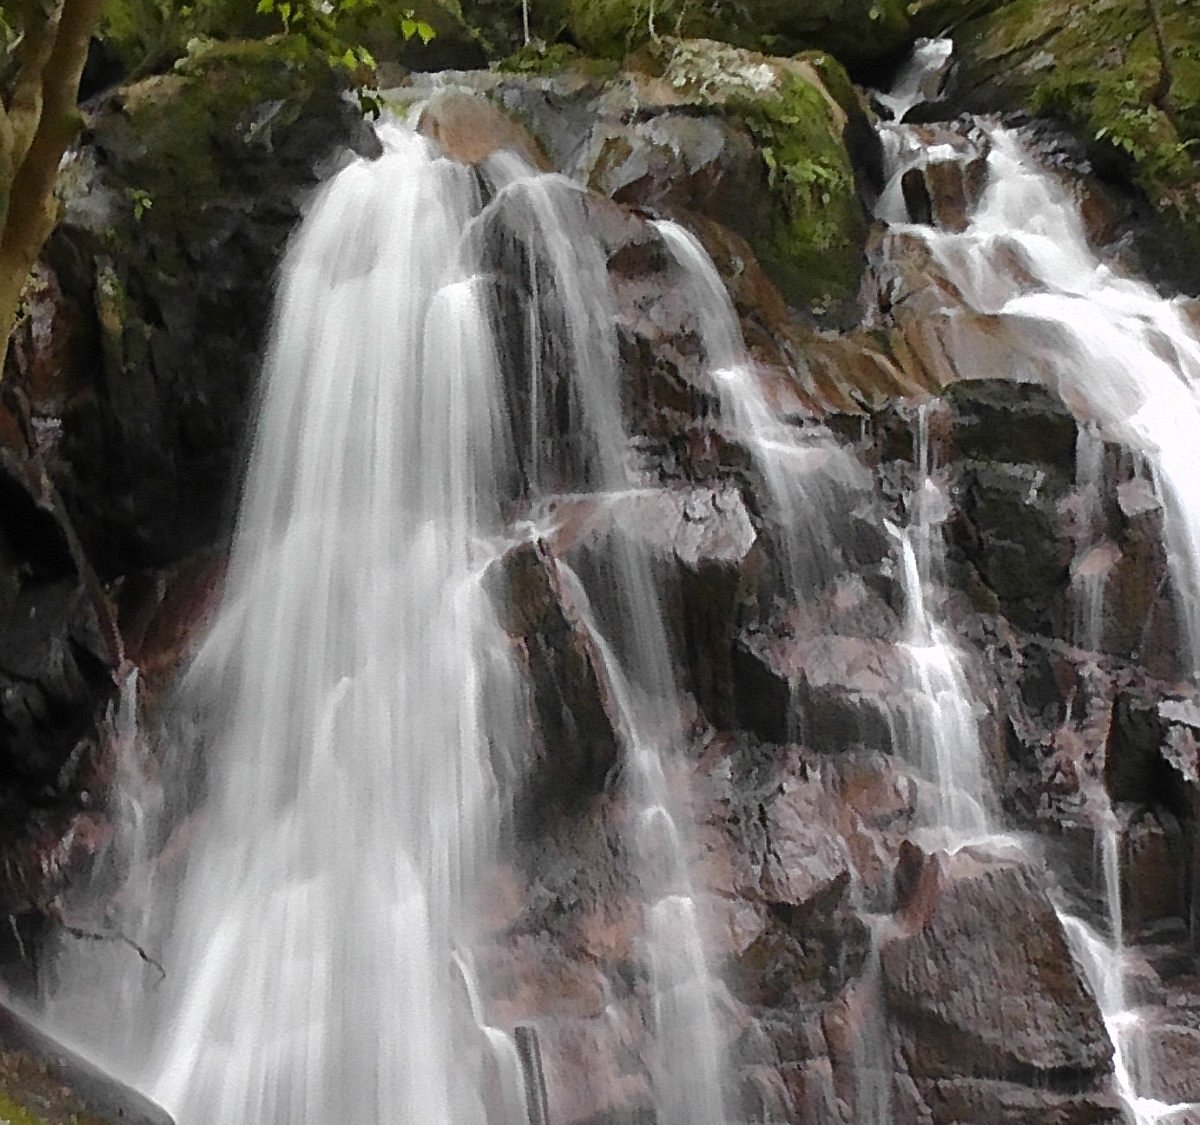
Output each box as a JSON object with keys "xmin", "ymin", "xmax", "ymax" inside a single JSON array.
[{"xmin": 881, "ymin": 858, "xmax": 1111, "ymax": 1083}]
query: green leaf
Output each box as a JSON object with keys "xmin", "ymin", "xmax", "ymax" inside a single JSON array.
[
  {"xmin": 255, "ymin": 0, "xmax": 274, "ymax": 12},
  {"xmin": 401, "ymin": 17, "xmax": 417, "ymax": 38},
  {"xmin": 416, "ymin": 20, "xmax": 435, "ymax": 44}
]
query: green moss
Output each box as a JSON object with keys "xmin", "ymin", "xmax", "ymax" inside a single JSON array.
[
  {"xmin": 959, "ymin": 0, "xmax": 1200, "ymax": 221},
  {"xmin": 495, "ymin": 40, "xmax": 618, "ymax": 80},
  {"xmin": 732, "ymin": 72, "xmax": 866, "ymax": 317},
  {"xmin": 646, "ymin": 40, "xmax": 867, "ymax": 319},
  {"xmin": 107, "ymin": 35, "xmax": 338, "ymax": 252}
]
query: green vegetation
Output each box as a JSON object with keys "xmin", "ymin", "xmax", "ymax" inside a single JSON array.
[
  {"xmin": 473, "ymin": 0, "xmax": 914, "ymax": 63},
  {"xmin": 957, "ymin": 0, "xmax": 1200, "ymax": 221},
  {"xmin": 640, "ymin": 39, "xmax": 867, "ymax": 319},
  {"xmin": 0, "ymin": 0, "xmax": 102, "ymax": 370}
]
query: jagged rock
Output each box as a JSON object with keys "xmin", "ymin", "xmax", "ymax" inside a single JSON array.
[
  {"xmin": 725, "ymin": 748, "xmax": 869, "ymax": 1008},
  {"xmin": 947, "ymin": 379, "xmax": 1078, "ymax": 478},
  {"xmin": 486, "ymin": 540, "xmax": 621, "ymax": 826},
  {"xmin": 575, "ymin": 40, "xmax": 871, "ymax": 324},
  {"xmin": 882, "ymin": 854, "xmax": 1112, "ymax": 1084},
  {"xmin": 1123, "ymin": 808, "xmax": 1189, "ymax": 934},
  {"xmin": 1128, "ymin": 1022, "xmax": 1200, "ymax": 1104},
  {"xmin": 920, "ymin": 1076, "xmax": 1122, "ymax": 1125},
  {"xmin": 732, "ymin": 629, "xmax": 902, "ymax": 751}
]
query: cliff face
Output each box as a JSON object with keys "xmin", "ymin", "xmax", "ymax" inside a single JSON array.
[{"xmin": 1, "ymin": 13, "xmax": 1199, "ymax": 1124}]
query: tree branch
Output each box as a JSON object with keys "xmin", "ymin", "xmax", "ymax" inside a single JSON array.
[
  {"xmin": 1145, "ymin": 0, "xmax": 1173, "ymax": 110},
  {"xmin": 48, "ymin": 903, "xmax": 167, "ymax": 984},
  {"xmin": 8, "ymin": 0, "xmax": 62, "ymax": 167}
]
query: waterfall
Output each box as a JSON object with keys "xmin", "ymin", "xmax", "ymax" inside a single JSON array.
[
  {"xmin": 555, "ymin": 561, "xmax": 730, "ymax": 1125},
  {"xmin": 886, "ymin": 408, "xmax": 994, "ymax": 846},
  {"xmin": 879, "ymin": 46, "xmax": 1200, "ymax": 1123},
  {"xmin": 51, "ymin": 120, "xmax": 528, "ymax": 1125},
  {"xmin": 652, "ymin": 219, "xmax": 867, "ymax": 598},
  {"xmin": 480, "ymin": 163, "xmax": 731, "ymax": 1125},
  {"xmin": 653, "ymin": 217, "xmax": 891, "ymax": 1122}
]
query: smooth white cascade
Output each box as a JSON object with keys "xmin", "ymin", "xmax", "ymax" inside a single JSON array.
[
  {"xmin": 874, "ymin": 37, "xmax": 953, "ymax": 123},
  {"xmin": 884, "ymin": 123, "xmax": 1200, "ymax": 681},
  {"xmin": 483, "ymin": 163, "xmax": 729, "ymax": 1124},
  {"xmin": 54, "ymin": 121, "xmax": 528, "ymax": 1125},
  {"xmin": 653, "ymin": 219, "xmax": 867, "ymax": 596},
  {"xmin": 653, "ymin": 217, "xmax": 892, "ymax": 1122},
  {"xmin": 556, "ymin": 562, "xmax": 729, "ymax": 1125},
  {"xmin": 888, "ymin": 409, "xmax": 993, "ymax": 846},
  {"xmin": 881, "ymin": 88, "xmax": 1200, "ymax": 1122}
]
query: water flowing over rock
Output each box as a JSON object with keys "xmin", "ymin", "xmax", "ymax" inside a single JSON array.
[{"xmin": 3, "ymin": 18, "xmax": 1200, "ymax": 1125}]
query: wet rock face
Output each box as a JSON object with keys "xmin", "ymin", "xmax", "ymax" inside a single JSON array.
[
  {"xmin": 882, "ymin": 856, "xmax": 1112, "ymax": 1084},
  {"xmin": 39, "ymin": 42, "xmax": 378, "ymax": 576}
]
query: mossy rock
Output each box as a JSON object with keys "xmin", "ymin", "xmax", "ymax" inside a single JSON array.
[
  {"xmin": 623, "ymin": 39, "xmax": 869, "ymax": 322},
  {"xmin": 945, "ymin": 0, "xmax": 1200, "ymax": 289},
  {"xmin": 51, "ymin": 37, "xmax": 374, "ymax": 573},
  {"xmin": 904, "ymin": 0, "xmax": 1010, "ymax": 37}
]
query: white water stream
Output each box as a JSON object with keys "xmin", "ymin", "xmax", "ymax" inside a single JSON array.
[
  {"xmin": 50, "ymin": 121, "xmax": 531, "ymax": 1125},
  {"xmin": 880, "ymin": 43, "xmax": 1200, "ymax": 1124},
  {"xmin": 481, "ymin": 156, "xmax": 731, "ymax": 1125},
  {"xmin": 47, "ymin": 115, "xmax": 738, "ymax": 1125}
]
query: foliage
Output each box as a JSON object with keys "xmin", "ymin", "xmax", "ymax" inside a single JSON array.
[
  {"xmin": 98, "ymin": 0, "xmax": 441, "ymax": 91},
  {"xmin": 486, "ymin": 0, "xmax": 912, "ymax": 64},
  {"xmin": 646, "ymin": 39, "xmax": 866, "ymax": 319},
  {"xmin": 960, "ymin": 0, "xmax": 1200, "ymax": 220}
]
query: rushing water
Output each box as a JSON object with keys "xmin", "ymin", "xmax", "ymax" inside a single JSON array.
[
  {"xmin": 53, "ymin": 121, "xmax": 529, "ymax": 1125},
  {"xmin": 51, "ymin": 114, "xmax": 734, "ymax": 1125},
  {"xmin": 880, "ymin": 43, "xmax": 1200, "ymax": 1123},
  {"xmin": 874, "ymin": 402, "xmax": 992, "ymax": 848},
  {"xmin": 482, "ymin": 157, "xmax": 731, "ymax": 1125},
  {"xmin": 652, "ymin": 219, "xmax": 867, "ymax": 598}
]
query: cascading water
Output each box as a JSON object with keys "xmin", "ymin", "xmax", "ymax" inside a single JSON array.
[
  {"xmin": 52, "ymin": 120, "xmax": 528, "ymax": 1125},
  {"xmin": 652, "ymin": 219, "xmax": 867, "ymax": 599},
  {"xmin": 555, "ymin": 562, "xmax": 729, "ymax": 1125},
  {"xmin": 879, "ymin": 44, "xmax": 1200, "ymax": 1123},
  {"xmin": 654, "ymin": 217, "xmax": 994, "ymax": 850},
  {"xmin": 889, "ymin": 409, "xmax": 994, "ymax": 846},
  {"xmin": 653, "ymin": 217, "xmax": 894, "ymax": 1124},
  {"xmin": 481, "ymin": 163, "xmax": 731, "ymax": 1125}
]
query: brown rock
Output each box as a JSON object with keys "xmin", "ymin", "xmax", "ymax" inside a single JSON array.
[
  {"xmin": 881, "ymin": 859, "xmax": 1112, "ymax": 1082},
  {"xmin": 922, "ymin": 1076, "xmax": 1122, "ymax": 1125},
  {"xmin": 417, "ymin": 90, "xmax": 551, "ymax": 169},
  {"xmin": 1127, "ymin": 1022, "xmax": 1200, "ymax": 1104}
]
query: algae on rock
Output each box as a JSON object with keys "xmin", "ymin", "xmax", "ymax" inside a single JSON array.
[{"xmin": 627, "ymin": 40, "xmax": 869, "ymax": 323}]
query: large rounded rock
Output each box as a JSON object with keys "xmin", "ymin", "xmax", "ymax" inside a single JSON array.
[{"xmin": 882, "ymin": 853, "xmax": 1112, "ymax": 1084}]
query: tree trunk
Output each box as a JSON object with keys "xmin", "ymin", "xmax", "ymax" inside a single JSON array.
[
  {"xmin": 0, "ymin": 0, "xmax": 103, "ymax": 374},
  {"xmin": 1146, "ymin": 0, "xmax": 1174, "ymax": 110}
]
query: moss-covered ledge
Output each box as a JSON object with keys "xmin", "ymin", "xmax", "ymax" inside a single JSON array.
[
  {"xmin": 598, "ymin": 39, "xmax": 871, "ymax": 324},
  {"xmin": 943, "ymin": 0, "xmax": 1200, "ymax": 291}
]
